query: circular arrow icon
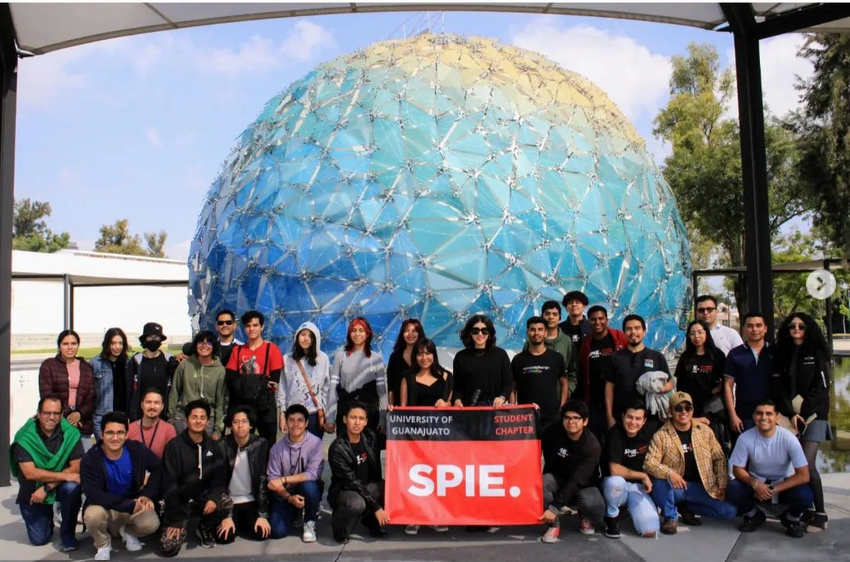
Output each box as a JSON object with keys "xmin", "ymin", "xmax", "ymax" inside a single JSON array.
[{"xmin": 806, "ymin": 269, "xmax": 837, "ymax": 300}]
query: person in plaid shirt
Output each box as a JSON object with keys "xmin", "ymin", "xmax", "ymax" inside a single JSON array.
[{"xmin": 644, "ymin": 391, "xmax": 736, "ymax": 535}]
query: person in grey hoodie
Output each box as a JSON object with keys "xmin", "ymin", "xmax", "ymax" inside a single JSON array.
[
  {"xmin": 278, "ymin": 322, "xmax": 330, "ymax": 439},
  {"xmin": 167, "ymin": 331, "xmax": 228, "ymax": 439}
]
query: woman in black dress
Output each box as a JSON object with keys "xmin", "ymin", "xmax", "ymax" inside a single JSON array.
[{"xmin": 400, "ymin": 338, "xmax": 452, "ymax": 408}]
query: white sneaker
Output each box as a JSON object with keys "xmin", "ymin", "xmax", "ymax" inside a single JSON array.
[
  {"xmin": 405, "ymin": 524, "xmax": 420, "ymax": 535},
  {"xmin": 302, "ymin": 520, "xmax": 317, "ymax": 543},
  {"xmin": 430, "ymin": 525, "xmax": 449, "ymax": 533},
  {"xmin": 94, "ymin": 539, "xmax": 111, "ymax": 561},
  {"xmin": 119, "ymin": 525, "xmax": 143, "ymax": 552}
]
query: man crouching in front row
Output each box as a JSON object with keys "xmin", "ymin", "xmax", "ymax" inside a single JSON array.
[{"xmin": 81, "ymin": 411, "xmax": 162, "ymax": 560}]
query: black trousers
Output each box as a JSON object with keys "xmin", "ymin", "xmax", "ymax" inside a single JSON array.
[{"xmin": 329, "ymin": 481, "xmax": 384, "ymax": 536}]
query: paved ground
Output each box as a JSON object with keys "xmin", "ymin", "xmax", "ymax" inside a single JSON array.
[{"xmin": 0, "ymin": 473, "xmax": 847, "ymax": 562}]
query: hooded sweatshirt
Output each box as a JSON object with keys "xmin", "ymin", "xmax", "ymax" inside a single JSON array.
[
  {"xmin": 161, "ymin": 430, "xmax": 227, "ymax": 526},
  {"xmin": 167, "ymin": 355, "xmax": 228, "ymax": 437},
  {"xmin": 278, "ymin": 322, "xmax": 331, "ymax": 414}
]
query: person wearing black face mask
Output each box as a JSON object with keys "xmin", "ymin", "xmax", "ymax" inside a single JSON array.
[{"xmin": 128, "ymin": 323, "xmax": 179, "ymax": 422}]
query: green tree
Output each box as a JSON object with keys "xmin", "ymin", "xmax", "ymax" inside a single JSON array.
[
  {"xmin": 95, "ymin": 219, "xmax": 168, "ymax": 258},
  {"xmin": 12, "ymin": 198, "xmax": 71, "ymax": 253},
  {"xmin": 653, "ymin": 43, "xmax": 811, "ymax": 314},
  {"xmin": 794, "ymin": 33, "xmax": 850, "ymax": 255}
]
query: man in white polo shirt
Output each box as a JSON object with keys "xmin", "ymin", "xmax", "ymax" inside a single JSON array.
[{"xmin": 695, "ymin": 295, "xmax": 743, "ymax": 356}]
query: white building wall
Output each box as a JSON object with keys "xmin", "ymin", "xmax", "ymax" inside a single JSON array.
[{"xmin": 11, "ymin": 250, "xmax": 192, "ymax": 349}]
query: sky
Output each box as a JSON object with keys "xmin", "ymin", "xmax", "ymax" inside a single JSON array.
[{"xmin": 14, "ymin": 9, "xmax": 814, "ymax": 261}]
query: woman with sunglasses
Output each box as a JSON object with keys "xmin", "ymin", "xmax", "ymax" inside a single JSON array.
[
  {"xmin": 387, "ymin": 319, "xmax": 426, "ymax": 406},
  {"xmin": 168, "ymin": 330, "xmax": 228, "ymax": 439},
  {"xmin": 452, "ymin": 315, "xmax": 512, "ymax": 407},
  {"xmin": 39, "ymin": 329, "xmax": 96, "ymax": 449},
  {"xmin": 674, "ymin": 320, "xmax": 730, "ymax": 452},
  {"xmin": 775, "ymin": 312, "xmax": 832, "ymax": 532},
  {"xmin": 326, "ymin": 317, "xmax": 387, "ymax": 435}
]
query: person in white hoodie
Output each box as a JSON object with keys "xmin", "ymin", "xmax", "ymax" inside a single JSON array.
[{"xmin": 278, "ymin": 322, "xmax": 330, "ymax": 439}]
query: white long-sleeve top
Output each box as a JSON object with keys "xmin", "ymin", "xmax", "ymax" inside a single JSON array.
[{"xmin": 277, "ymin": 350, "xmax": 331, "ymax": 414}]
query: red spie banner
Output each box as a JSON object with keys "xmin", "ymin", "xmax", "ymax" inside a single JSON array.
[{"xmin": 385, "ymin": 406, "xmax": 542, "ymax": 526}]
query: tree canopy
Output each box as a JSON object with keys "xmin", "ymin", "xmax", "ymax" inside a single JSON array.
[
  {"xmin": 94, "ymin": 218, "xmax": 168, "ymax": 258},
  {"xmin": 12, "ymin": 198, "xmax": 71, "ymax": 253}
]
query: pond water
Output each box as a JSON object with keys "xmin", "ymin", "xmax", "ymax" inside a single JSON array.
[{"xmin": 819, "ymin": 354, "xmax": 850, "ymax": 473}]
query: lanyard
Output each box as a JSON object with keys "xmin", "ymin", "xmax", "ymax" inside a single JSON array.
[{"xmin": 140, "ymin": 420, "xmax": 160, "ymax": 451}]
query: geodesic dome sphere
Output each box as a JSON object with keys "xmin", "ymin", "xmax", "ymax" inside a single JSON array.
[{"xmin": 188, "ymin": 33, "xmax": 692, "ymax": 357}]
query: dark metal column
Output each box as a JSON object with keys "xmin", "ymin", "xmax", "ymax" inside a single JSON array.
[
  {"xmin": 0, "ymin": 3, "xmax": 17, "ymax": 486},
  {"xmin": 720, "ymin": 3, "xmax": 775, "ymax": 339}
]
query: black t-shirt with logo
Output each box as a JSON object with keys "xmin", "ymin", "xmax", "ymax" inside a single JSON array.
[
  {"xmin": 511, "ymin": 349, "xmax": 565, "ymax": 425},
  {"xmin": 606, "ymin": 424, "xmax": 651, "ymax": 473},
  {"xmin": 676, "ymin": 428, "xmax": 700, "ymax": 482},
  {"xmin": 562, "ymin": 321, "xmax": 585, "ymax": 349},
  {"xmin": 608, "ymin": 348, "xmax": 670, "ymax": 414},
  {"xmin": 587, "ymin": 334, "xmax": 616, "ymax": 406},
  {"xmin": 351, "ymin": 439, "xmax": 370, "ymax": 484}
]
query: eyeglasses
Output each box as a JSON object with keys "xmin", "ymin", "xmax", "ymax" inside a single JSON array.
[
  {"xmin": 789, "ymin": 323, "xmax": 806, "ymax": 331},
  {"xmin": 673, "ymin": 404, "xmax": 694, "ymax": 413},
  {"xmin": 103, "ymin": 430, "xmax": 127, "ymax": 438},
  {"xmin": 563, "ymin": 415, "xmax": 583, "ymax": 422},
  {"xmin": 231, "ymin": 419, "xmax": 250, "ymax": 426},
  {"xmin": 197, "ymin": 341, "xmax": 214, "ymax": 347},
  {"xmin": 40, "ymin": 411, "xmax": 62, "ymax": 418},
  {"xmin": 217, "ymin": 320, "xmax": 235, "ymax": 326},
  {"xmin": 470, "ymin": 327, "xmax": 489, "ymax": 335},
  {"xmin": 696, "ymin": 307, "xmax": 716, "ymax": 313}
]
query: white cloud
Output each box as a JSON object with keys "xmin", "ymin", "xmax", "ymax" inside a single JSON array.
[
  {"xmin": 281, "ymin": 20, "xmax": 337, "ymax": 62},
  {"xmin": 146, "ymin": 126, "xmax": 162, "ymax": 148},
  {"xmin": 202, "ymin": 35, "xmax": 279, "ymax": 75},
  {"xmin": 758, "ymin": 34, "xmax": 813, "ymax": 116},
  {"xmin": 510, "ymin": 20, "xmax": 671, "ymax": 123},
  {"xmin": 198, "ymin": 20, "xmax": 337, "ymax": 75},
  {"xmin": 725, "ymin": 35, "xmax": 813, "ymax": 119},
  {"xmin": 18, "ymin": 49, "xmax": 87, "ymax": 112}
]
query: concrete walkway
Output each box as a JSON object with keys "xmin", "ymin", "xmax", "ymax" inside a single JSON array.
[{"xmin": 0, "ymin": 473, "xmax": 847, "ymax": 562}]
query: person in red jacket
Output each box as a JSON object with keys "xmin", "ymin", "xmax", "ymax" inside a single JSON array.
[
  {"xmin": 39, "ymin": 330, "xmax": 96, "ymax": 449},
  {"xmin": 578, "ymin": 306, "xmax": 627, "ymax": 441}
]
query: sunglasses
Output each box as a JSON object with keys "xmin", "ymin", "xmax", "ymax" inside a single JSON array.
[
  {"xmin": 696, "ymin": 307, "xmax": 716, "ymax": 313},
  {"xmin": 197, "ymin": 340, "xmax": 215, "ymax": 347},
  {"xmin": 674, "ymin": 404, "xmax": 694, "ymax": 413},
  {"xmin": 217, "ymin": 320, "xmax": 235, "ymax": 326},
  {"xmin": 789, "ymin": 323, "xmax": 806, "ymax": 331},
  {"xmin": 470, "ymin": 327, "xmax": 490, "ymax": 335}
]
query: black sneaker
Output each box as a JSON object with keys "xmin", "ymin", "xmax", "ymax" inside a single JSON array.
[
  {"xmin": 678, "ymin": 504, "xmax": 702, "ymax": 526},
  {"xmin": 604, "ymin": 516, "xmax": 621, "ymax": 539},
  {"xmin": 333, "ymin": 529, "xmax": 348, "ymax": 544},
  {"xmin": 781, "ymin": 515, "xmax": 805, "ymax": 538},
  {"xmin": 739, "ymin": 510, "xmax": 766, "ymax": 532},
  {"xmin": 197, "ymin": 524, "xmax": 216, "ymax": 548}
]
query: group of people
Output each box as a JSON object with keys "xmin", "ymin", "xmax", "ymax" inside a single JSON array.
[{"xmin": 12, "ymin": 292, "xmax": 832, "ymax": 556}]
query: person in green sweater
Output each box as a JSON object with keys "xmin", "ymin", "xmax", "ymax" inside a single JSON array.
[
  {"xmin": 168, "ymin": 331, "xmax": 228, "ymax": 439},
  {"xmin": 523, "ymin": 301, "xmax": 578, "ymax": 397}
]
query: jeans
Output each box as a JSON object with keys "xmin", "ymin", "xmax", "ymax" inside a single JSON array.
[
  {"xmin": 19, "ymin": 482, "xmax": 82, "ymax": 548},
  {"xmin": 329, "ymin": 481, "xmax": 384, "ymax": 536},
  {"xmin": 269, "ymin": 481, "xmax": 323, "ymax": 539},
  {"xmin": 602, "ymin": 476, "xmax": 660, "ymax": 535},
  {"xmin": 726, "ymin": 479, "xmax": 814, "ymax": 518},
  {"xmin": 651, "ymin": 477, "xmax": 737, "ymax": 521},
  {"xmin": 542, "ymin": 473, "xmax": 605, "ymax": 527}
]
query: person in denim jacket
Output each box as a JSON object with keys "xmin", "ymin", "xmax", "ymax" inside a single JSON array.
[{"xmin": 89, "ymin": 328, "xmax": 132, "ymax": 440}]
